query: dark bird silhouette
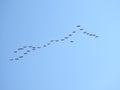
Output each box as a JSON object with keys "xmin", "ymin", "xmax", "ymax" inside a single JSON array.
[
  {"xmin": 68, "ymin": 34, "xmax": 72, "ymax": 36},
  {"xmin": 14, "ymin": 51, "xmax": 17, "ymax": 53},
  {"xmin": 9, "ymin": 59, "xmax": 13, "ymax": 61},
  {"xmin": 37, "ymin": 47, "xmax": 41, "ymax": 48},
  {"xmin": 19, "ymin": 56, "xmax": 23, "ymax": 58},
  {"xmin": 15, "ymin": 58, "xmax": 19, "ymax": 60},
  {"xmin": 70, "ymin": 41, "xmax": 74, "ymax": 43},
  {"xmin": 18, "ymin": 48, "xmax": 24, "ymax": 50},
  {"xmin": 80, "ymin": 29, "xmax": 84, "ymax": 31},
  {"xmin": 86, "ymin": 33, "xmax": 89, "ymax": 35},
  {"xmin": 64, "ymin": 37, "xmax": 68, "ymax": 39},
  {"xmin": 61, "ymin": 39, "xmax": 64, "ymax": 41},
  {"xmin": 26, "ymin": 50, "xmax": 30, "ymax": 52},
  {"xmin": 83, "ymin": 32, "xmax": 87, "ymax": 34},
  {"xmin": 47, "ymin": 43, "xmax": 50, "ymax": 45},
  {"xmin": 76, "ymin": 25, "xmax": 81, "ymax": 27},
  {"xmin": 43, "ymin": 45, "xmax": 47, "ymax": 47},
  {"xmin": 32, "ymin": 48, "xmax": 36, "ymax": 50},
  {"xmin": 72, "ymin": 31, "xmax": 76, "ymax": 33},
  {"xmin": 24, "ymin": 52, "xmax": 28, "ymax": 54},
  {"xmin": 29, "ymin": 46, "xmax": 33, "ymax": 48},
  {"xmin": 55, "ymin": 40, "xmax": 59, "ymax": 42},
  {"xmin": 23, "ymin": 46, "xmax": 27, "ymax": 48},
  {"xmin": 89, "ymin": 34, "xmax": 93, "ymax": 36},
  {"xmin": 95, "ymin": 36, "xmax": 99, "ymax": 38}
]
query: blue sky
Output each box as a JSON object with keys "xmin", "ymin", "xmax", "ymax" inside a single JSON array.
[{"xmin": 0, "ymin": 0, "xmax": 120, "ymax": 90}]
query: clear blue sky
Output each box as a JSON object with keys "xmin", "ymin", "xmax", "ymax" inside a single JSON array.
[{"xmin": 0, "ymin": 0, "xmax": 120, "ymax": 90}]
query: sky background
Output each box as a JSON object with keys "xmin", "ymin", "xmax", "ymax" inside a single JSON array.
[{"xmin": 0, "ymin": 0, "xmax": 120, "ymax": 90}]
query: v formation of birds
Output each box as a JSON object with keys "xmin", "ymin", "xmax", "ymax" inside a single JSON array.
[{"xmin": 9, "ymin": 25, "xmax": 99, "ymax": 61}]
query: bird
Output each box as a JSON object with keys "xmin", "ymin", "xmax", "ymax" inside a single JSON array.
[
  {"xmin": 15, "ymin": 58, "xmax": 19, "ymax": 60},
  {"xmin": 47, "ymin": 43, "xmax": 50, "ymax": 45},
  {"xmin": 23, "ymin": 46, "xmax": 27, "ymax": 48},
  {"xmin": 80, "ymin": 29, "xmax": 84, "ymax": 31},
  {"xmin": 32, "ymin": 48, "xmax": 36, "ymax": 50},
  {"xmin": 18, "ymin": 48, "xmax": 24, "ymax": 50},
  {"xmin": 19, "ymin": 56, "xmax": 23, "ymax": 58},
  {"xmin": 24, "ymin": 52, "xmax": 28, "ymax": 54},
  {"xmin": 95, "ymin": 36, "xmax": 99, "ymax": 38},
  {"xmin": 89, "ymin": 34, "xmax": 93, "ymax": 36},
  {"xmin": 9, "ymin": 59, "xmax": 13, "ymax": 61},
  {"xmin": 50, "ymin": 40, "xmax": 54, "ymax": 42},
  {"xmin": 83, "ymin": 31, "xmax": 87, "ymax": 34},
  {"xmin": 55, "ymin": 40, "xmax": 59, "ymax": 42},
  {"xmin": 70, "ymin": 41, "xmax": 74, "ymax": 43},
  {"xmin": 14, "ymin": 51, "xmax": 17, "ymax": 53},
  {"xmin": 86, "ymin": 33, "xmax": 90, "ymax": 35},
  {"xmin": 29, "ymin": 46, "xmax": 33, "ymax": 48},
  {"xmin": 61, "ymin": 39, "xmax": 64, "ymax": 41},
  {"xmin": 76, "ymin": 25, "xmax": 81, "ymax": 27},
  {"xmin": 43, "ymin": 45, "xmax": 47, "ymax": 47},
  {"xmin": 68, "ymin": 34, "xmax": 72, "ymax": 36},
  {"xmin": 72, "ymin": 31, "xmax": 76, "ymax": 33},
  {"xmin": 26, "ymin": 50, "xmax": 30, "ymax": 52},
  {"xmin": 37, "ymin": 47, "xmax": 41, "ymax": 48},
  {"xmin": 64, "ymin": 37, "xmax": 68, "ymax": 39}
]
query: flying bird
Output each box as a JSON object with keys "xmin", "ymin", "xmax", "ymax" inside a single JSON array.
[
  {"xmin": 55, "ymin": 40, "xmax": 59, "ymax": 42},
  {"xmin": 76, "ymin": 25, "xmax": 81, "ymax": 27},
  {"xmin": 24, "ymin": 52, "xmax": 28, "ymax": 54},
  {"xmin": 43, "ymin": 45, "xmax": 47, "ymax": 47},
  {"xmin": 15, "ymin": 58, "xmax": 19, "ymax": 60},
  {"xmin": 70, "ymin": 41, "xmax": 74, "ymax": 43},
  {"xmin": 64, "ymin": 37, "xmax": 68, "ymax": 39},
  {"xmin": 61, "ymin": 39, "xmax": 64, "ymax": 41},
  {"xmin": 80, "ymin": 29, "xmax": 84, "ymax": 31},
  {"xmin": 72, "ymin": 31, "xmax": 76, "ymax": 33},
  {"xmin": 19, "ymin": 56, "xmax": 23, "ymax": 58},
  {"xmin": 18, "ymin": 48, "xmax": 24, "ymax": 50},
  {"xmin": 68, "ymin": 34, "xmax": 72, "ymax": 36},
  {"xmin": 14, "ymin": 51, "xmax": 17, "ymax": 53}
]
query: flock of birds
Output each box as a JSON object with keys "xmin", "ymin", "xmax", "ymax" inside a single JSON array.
[{"xmin": 9, "ymin": 25, "xmax": 99, "ymax": 61}]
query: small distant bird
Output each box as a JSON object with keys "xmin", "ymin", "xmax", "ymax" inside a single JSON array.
[
  {"xmin": 32, "ymin": 47, "xmax": 36, "ymax": 49},
  {"xmin": 26, "ymin": 50, "xmax": 30, "ymax": 52},
  {"xmin": 70, "ymin": 41, "xmax": 74, "ymax": 43},
  {"xmin": 32, "ymin": 48, "xmax": 36, "ymax": 50},
  {"xmin": 83, "ymin": 32, "xmax": 87, "ymax": 34},
  {"xmin": 50, "ymin": 40, "xmax": 54, "ymax": 42},
  {"xmin": 37, "ymin": 47, "xmax": 41, "ymax": 48},
  {"xmin": 76, "ymin": 25, "xmax": 81, "ymax": 27},
  {"xmin": 89, "ymin": 34, "xmax": 93, "ymax": 36},
  {"xmin": 80, "ymin": 29, "xmax": 84, "ymax": 31},
  {"xmin": 14, "ymin": 51, "xmax": 17, "ymax": 53},
  {"xmin": 18, "ymin": 48, "xmax": 24, "ymax": 50},
  {"xmin": 23, "ymin": 46, "xmax": 27, "ymax": 48},
  {"xmin": 61, "ymin": 39, "xmax": 64, "ymax": 41},
  {"xmin": 95, "ymin": 36, "xmax": 99, "ymax": 38},
  {"xmin": 55, "ymin": 40, "xmax": 59, "ymax": 42},
  {"xmin": 92, "ymin": 34, "xmax": 96, "ymax": 36},
  {"xmin": 24, "ymin": 52, "xmax": 28, "ymax": 54},
  {"xmin": 86, "ymin": 33, "xmax": 89, "ymax": 35},
  {"xmin": 72, "ymin": 31, "xmax": 76, "ymax": 33},
  {"xmin": 19, "ymin": 56, "xmax": 23, "ymax": 58},
  {"xmin": 29, "ymin": 46, "xmax": 32, "ymax": 48},
  {"xmin": 9, "ymin": 59, "xmax": 13, "ymax": 61},
  {"xmin": 68, "ymin": 34, "xmax": 72, "ymax": 36},
  {"xmin": 64, "ymin": 37, "xmax": 68, "ymax": 39},
  {"xmin": 43, "ymin": 45, "xmax": 47, "ymax": 47},
  {"xmin": 15, "ymin": 58, "xmax": 19, "ymax": 60},
  {"xmin": 47, "ymin": 43, "xmax": 50, "ymax": 45}
]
